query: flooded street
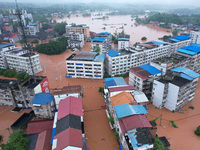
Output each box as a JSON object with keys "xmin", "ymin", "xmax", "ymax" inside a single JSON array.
[{"xmin": 56, "ymin": 13, "xmax": 171, "ymax": 45}]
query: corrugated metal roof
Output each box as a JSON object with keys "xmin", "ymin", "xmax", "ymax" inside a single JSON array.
[
  {"xmin": 109, "ymin": 85, "xmax": 134, "ymax": 92},
  {"xmin": 91, "ymin": 37, "xmax": 106, "ymax": 42},
  {"xmin": 114, "ymin": 103, "xmax": 148, "ymax": 119},
  {"xmin": 181, "ymin": 45, "xmax": 200, "ymax": 53},
  {"xmin": 170, "ymin": 35, "xmax": 191, "ymax": 41},
  {"xmin": 139, "ymin": 64, "xmax": 162, "ymax": 75},
  {"xmin": 133, "ymin": 91, "xmax": 149, "ymax": 103},
  {"xmin": 104, "ymin": 77, "xmax": 127, "ymax": 88},
  {"xmin": 32, "ymin": 93, "xmax": 54, "ymax": 105},
  {"xmin": 118, "ymin": 38, "xmax": 129, "ymax": 41},
  {"xmin": 93, "ymin": 54, "xmax": 106, "ymax": 62},
  {"xmin": 149, "ymin": 40, "xmax": 168, "ymax": 45},
  {"xmin": 0, "ymin": 44, "xmax": 15, "ymax": 49},
  {"xmin": 114, "ymin": 77, "xmax": 127, "ymax": 86},
  {"xmin": 171, "ymin": 67, "xmax": 200, "ymax": 78},
  {"xmin": 72, "ymin": 52, "xmax": 97, "ymax": 61},
  {"xmin": 130, "ymin": 67, "xmax": 151, "ymax": 80},
  {"xmin": 180, "ymin": 73, "xmax": 194, "ymax": 81},
  {"xmin": 107, "ymin": 49, "xmax": 120, "ymax": 57},
  {"xmin": 104, "ymin": 80, "xmax": 117, "ymax": 88},
  {"xmin": 3, "ymin": 37, "xmax": 9, "ymax": 40},
  {"xmin": 177, "ymin": 48, "xmax": 196, "ymax": 55},
  {"xmin": 99, "ymin": 32, "xmax": 111, "ymax": 35}
]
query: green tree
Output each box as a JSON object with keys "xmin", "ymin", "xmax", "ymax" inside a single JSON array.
[
  {"xmin": 1, "ymin": 130, "xmax": 29, "ymax": 150},
  {"xmin": 141, "ymin": 37, "xmax": 147, "ymax": 40},
  {"xmin": 42, "ymin": 23, "xmax": 51, "ymax": 30},
  {"xmin": 154, "ymin": 136, "xmax": 165, "ymax": 150},
  {"xmin": 92, "ymin": 45, "xmax": 101, "ymax": 53},
  {"xmin": 98, "ymin": 87, "xmax": 104, "ymax": 93},
  {"xmin": 54, "ymin": 22, "xmax": 67, "ymax": 35},
  {"xmin": 195, "ymin": 125, "xmax": 200, "ymax": 136},
  {"xmin": 172, "ymin": 30, "xmax": 179, "ymax": 36},
  {"xmin": 31, "ymin": 39, "xmax": 39, "ymax": 44}
]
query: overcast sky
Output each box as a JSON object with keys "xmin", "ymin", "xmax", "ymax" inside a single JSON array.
[{"xmin": 1, "ymin": 0, "xmax": 200, "ymax": 7}]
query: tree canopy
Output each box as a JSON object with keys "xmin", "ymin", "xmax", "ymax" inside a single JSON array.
[
  {"xmin": 54, "ymin": 22, "xmax": 67, "ymax": 35},
  {"xmin": 1, "ymin": 130, "xmax": 29, "ymax": 150},
  {"xmin": 36, "ymin": 36, "xmax": 68, "ymax": 55}
]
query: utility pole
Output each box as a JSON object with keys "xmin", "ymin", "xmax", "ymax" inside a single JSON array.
[{"xmin": 14, "ymin": 0, "xmax": 36, "ymax": 82}]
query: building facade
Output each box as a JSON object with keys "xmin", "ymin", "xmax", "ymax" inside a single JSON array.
[
  {"xmin": 118, "ymin": 38, "xmax": 130, "ymax": 50},
  {"xmin": 66, "ymin": 52, "xmax": 105, "ymax": 79},
  {"xmin": 5, "ymin": 49, "xmax": 42, "ymax": 75},
  {"xmin": 28, "ymin": 24, "xmax": 39, "ymax": 36},
  {"xmin": 190, "ymin": 29, "xmax": 200, "ymax": 44}
]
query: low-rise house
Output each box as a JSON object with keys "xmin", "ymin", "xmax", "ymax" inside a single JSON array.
[
  {"xmin": 152, "ymin": 67, "xmax": 200, "ymax": 111},
  {"xmin": 132, "ymin": 90, "xmax": 149, "ymax": 105},
  {"xmin": 104, "ymin": 77, "xmax": 127, "ymax": 89},
  {"xmin": 129, "ymin": 64, "xmax": 162, "ymax": 96},
  {"xmin": 9, "ymin": 33, "xmax": 20, "ymax": 43},
  {"xmin": 5, "ymin": 48, "xmax": 42, "ymax": 75},
  {"xmin": 53, "ymin": 85, "xmax": 83, "ymax": 109},
  {"xmin": 118, "ymin": 38, "xmax": 130, "ymax": 50},
  {"xmin": 32, "ymin": 93, "xmax": 56, "ymax": 119},
  {"xmin": 66, "ymin": 52, "xmax": 105, "ymax": 79},
  {"xmin": 52, "ymin": 96, "xmax": 85, "ymax": 150}
]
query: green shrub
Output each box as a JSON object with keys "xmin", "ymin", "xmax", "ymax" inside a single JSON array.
[
  {"xmin": 170, "ymin": 120, "xmax": 178, "ymax": 128},
  {"xmin": 98, "ymin": 87, "xmax": 104, "ymax": 93},
  {"xmin": 108, "ymin": 116, "xmax": 114, "ymax": 126},
  {"xmin": 195, "ymin": 125, "xmax": 200, "ymax": 136},
  {"xmin": 154, "ymin": 136, "xmax": 165, "ymax": 150},
  {"xmin": 114, "ymin": 132, "xmax": 119, "ymax": 141},
  {"xmin": 141, "ymin": 37, "xmax": 147, "ymax": 40},
  {"xmin": 0, "ymin": 135, "xmax": 3, "ymax": 142},
  {"xmin": 189, "ymin": 106, "xmax": 194, "ymax": 110}
]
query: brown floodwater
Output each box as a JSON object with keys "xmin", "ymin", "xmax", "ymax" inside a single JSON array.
[{"xmin": 56, "ymin": 13, "xmax": 172, "ymax": 45}]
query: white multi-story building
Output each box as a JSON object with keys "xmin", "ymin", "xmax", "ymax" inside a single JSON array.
[
  {"xmin": 64, "ymin": 32, "xmax": 84, "ymax": 44},
  {"xmin": 118, "ymin": 38, "xmax": 130, "ymax": 50},
  {"xmin": 152, "ymin": 67, "xmax": 200, "ymax": 111},
  {"xmin": 129, "ymin": 64, "xmax": 162, "ymax": 96},
  {"xmin": 5, "ymin": 49, "xmax": 42, "ymax": 75},
  {"xmin": 28, "ymin": 24, "xmax": 39, "ymax": 36},
  {"xmin": 66, "ymin": 52, "xmax": 105, "ymax": 79},
  {"xmin": 91, "ymin": 37, "xmax": 108, "ymax": 54},
  {"xmin": 0, "ymin": 44, "xmax": 16, "ymax": 69},
  {"xmin": 190, "ymin": 28, "xmax": 200, "ymax": 44},
  {"xmin": 95, "ymin": 32, "xmax": 112, "ymax": 48},
  {"xmin": 106, "ymin": 37, "xmax": 191, "ymax": 77}
]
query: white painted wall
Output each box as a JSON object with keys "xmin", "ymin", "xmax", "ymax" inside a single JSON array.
[{"xmin": 152, "ymin": 80, "xmax": 165, "ymax": 108}]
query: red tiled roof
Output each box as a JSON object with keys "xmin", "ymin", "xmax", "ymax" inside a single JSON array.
[
  {"xmin": 53, "ymin": 128, "xmax": 83, "ymax": 150},
  {"xmin": 53, "ymin": 85, "xmax": 82, "ymax": 95},
  {"xmin": 9, "ymin": 33, "xmax": 19, "ymax": 39},
  {"xmin": 108, "ymin": 85, "xmax": 134, "ymax": 92},
  {"xmin": 35, "ymin": 129, "xmax": 52, "ymax": 150},
  {"xmin": 27, "ymin": 120, "xmax": 54, "ymax": 135},
  {"xmin": 119, "ymin": 115, "xmax": 152, "ymax": 135},
  {"xmin": 130, "ymin": 67, "xmax": 151, "ymax": 80},
  {"xmin": 57, "ymin": 96, "xmax": 83, "ymax": 120}
]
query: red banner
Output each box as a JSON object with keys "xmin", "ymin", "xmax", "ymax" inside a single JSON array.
[{"xmin": 40, "ymin": 78, "xmax": 50, "ymax": 93}]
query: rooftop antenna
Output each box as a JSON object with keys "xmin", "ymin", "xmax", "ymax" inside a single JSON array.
[{"xmin": 15, "ymin": 0, "xmax": 36, "ymax": 82}]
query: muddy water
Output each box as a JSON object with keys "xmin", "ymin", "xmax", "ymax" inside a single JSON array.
[{"xmin": 56, "ymin": 13, "xmax": 171, "ymax": 45}]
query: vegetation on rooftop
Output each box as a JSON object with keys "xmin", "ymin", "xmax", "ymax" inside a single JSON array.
[
  {"xmin": 154, "ymin": 136, "xmax": 165, "ymax": 150},
  {"xmin": 92, "ymin": 45, "xmax": 101, "ymax": 53},
  {"xmin": 36, "ymin": 36, "xmax": 68, "ymax": 55},
  {"xmin": 114, "ymin": 72, "xmax": 129, "ymax": 78},
  {"xmin": 195, "ymin": 125, "xmax": 200, "ymax": 136},
  {"xmin": 0, "ymin": 130, "xmax": 29, "ymax": 150},
  {"xmin": 0, "ymin": 69, "xmax": 29, "ymax": 81}
]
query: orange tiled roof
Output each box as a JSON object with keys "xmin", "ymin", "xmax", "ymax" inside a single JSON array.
[{"xmin": 110, "ymin": 92, "xmax": 136, "ymax": 107}]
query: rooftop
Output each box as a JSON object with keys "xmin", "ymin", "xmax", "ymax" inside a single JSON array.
[
  {"xmin": 114, "ymin": 103, "xmax": 148, "ymax": 119},
  {"xmin": 66, "ymin": 52, "xmax": 98, "ymax": 61},
  {"xmin": 108, "ymin": 85, "xmax": 134, "ymax": 93},
  {"xmin": 4, "ymin": 49, "xmax": 26, "ymax": 56},
  {"xmin": 169, "ymin": 35, "xmax": 191, "ymax": 42},
  {"xmin": 177, "ymin": 44, "xmax": 200, "ymax": 55},
  {"xmin": 107, "ymin": 49, "xmax": 120, "ymax": 57},
  {"xmin": 93, "ymin": 54, "xmax": 106, "ymax": 62},
  {"xmin": 57, "ymin": 96, "xmax": 83, "ymax": 120},
  {"xmin": 129, "ymin": 67, "xmax": 152, "ymax": 80},
  {"xmin": 32, "ymin": 93, "xmax": 54, "ymax": 105},
  {"xmin": 99, "ymin": 32, "xmax": 111, "ymax": 35},
  {"xmin": 110, "ymin": 92, "xmax": 136, "ymax": 107},
  {"xmin": 35, "ymin": 129, "xmax": 52, "ymax": 150},
  {"xmin": 127, "ymin": 128, "xmax": 153, "ymax": 149},
  {"xmin": 104, "ymin": 77, "xmax": 127, "ymax": 88},
  {"xmin": 170, "ymin": 76, "xmax": 191, "ymax": 87},
  {"xmin": 118, "ymin": 38, "xmax": 130, "ymax": 41},
  {"xmin": 171, "ymin": 67, "xmax": 200, "ymax": 79},
  {"xmin": 0, "ymin": 44, "xmax": 15, "ymax": 49},
  {"xmin": 139, "ymin": 64, "xmax": 162, "ymax": 75},
  {"xmin": 53, "ymin": 85, "xmax": 82, "ymax": 95},
  {"xmin": 132, "ymin": 91, "xmax": 149, "ymax": 103},
  {"xmin": 91, "ymin": 37, "xmax": 106, "ymax": 42},
  {"xmin": 119, "ymin": 115, "xmax": 152, "ymax": 135},
  {"xmin": 152, "ymin": 54, "xmax": 187, "ymax": 64}
]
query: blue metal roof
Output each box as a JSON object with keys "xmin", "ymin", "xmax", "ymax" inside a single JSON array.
[
  {"xmin": 114, "ymin": 103, "xmax": 148, "ymax": 119},
  {"xmin": 139, "ymin": 64, "xmax": 162, "ymax": 75},
  {"xmin": 171, "ymin": 67, "xmax": 200, "ymax": 79},
  {"xmin": 118, "ymin": 38, "xmax": 129, "ymax": 41},
  {"xmin": 177, "ymin": 48, "xmax": 197, "ymax": 55},
  {"xmin": 181, "ymin": 45, "xmax": 200, "ymax": 53},
  {"xmin": 104, "ymin": 77, "xmax": 127, "ymax": 88},
  {"xmin": 51, "ymin": 128, "xmax": 56, "ymax": 144},
  {"xmin": 29, "ymin": 24, "xmax": 37, "ymax": 26},
  {"xmin": 180, "ymin": 73, "xmax": 194, "ymax": 81},
  {"xmin": 150, "ymin": 40, "xmax": 168, "ymax": 45},
  {"xmin": 0, "ymin": 44, "xmax": 15, "ymax": 49},
  {"xmin": 31, "ymin": 93, "xmax": 54, "ymax": 105},
  {"xmin": 93, "ymin": 54, "xmax": 106, "ymax": 62},
  {"xmin": 107, "ymin": 49, "xmax": 120, "ymax": 57},
  {"xmin": 181, "ymin": 33, "xmax": 190, "ymax": 35},
  {"xmin": 91, "ymin": 37, "xmax": 106, "ymax": 42},
  {"xmin": 3, "ymin": 37, "xmax": 9, "ymax": 41},
  {"xmin": 170, "ymin": 35, "xmax": 191, "ymax": 42},
  {"xmin": 99, "ymin": 32, "xmax": 111, "ymax": 35}
]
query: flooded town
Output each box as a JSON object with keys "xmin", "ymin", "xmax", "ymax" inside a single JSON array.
[{"xmin": 0, "ymin": 0, "xmax": 200, "ymax": 150}]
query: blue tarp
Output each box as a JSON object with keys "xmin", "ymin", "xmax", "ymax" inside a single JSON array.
[
  {"xmin": 139, "ymin": 64, "xmax": 162, "ymax": 75},
  {"xmin": 91, "ymin": 37, "xmax": 106, "ymax": 42},
  {"xmin": 171, "ymin": 67, "xmax": 200, "ymax": 78},
  {"xmin": 181, "ymin": 45, "xmax": 200, "ymax": 53},
  {"xmin": 181, "ymin": 33, "xmax": 190, "ymax": 35},
  {"xmin": 3, "ymin": 37, "xmax": 9, "ymax": 40},
  {"xmin": 51, "ymin": 128, "xmax": 56, "ymax": 144},
  {"xmin": 32, "ymin": 93, "xmax": 54, "ymax": 105},
  {"xmin": 104, "ymin": 80, "xmax": 117, "ymax": 88},
  {"xmin": 93, "ymin": 54, "xmax": 106, "ymax": 62},
  {"xmin": 177, "ymin": 48, "xmax": 197, "ymax": 55},
  {"xmin": 107, "ymin": 49, "xmax": 120, "ymax": 57},
  {"xmin": 114, "ymin": 103, "xmax": 148, "ymax": 119},
  {"xmin": 99, "ymin": 32, "xmax": 111, "ymax": 35},
  {"xmin": 180, "ymin": 73, "xmax": 194, "ymax": 81}
]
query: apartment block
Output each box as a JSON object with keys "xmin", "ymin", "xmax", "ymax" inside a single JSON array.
[
  {"xmin": 129, "ymin": 64, "xmax": 162, "ymax": 96},
  {"xmin": 0, "ymin": 44, "xmax": 16, "ymax": 69},
  {"xmin": 17, "ymin": 26, "xmax": 30, "ymax": 36},
  {"xmin": 95, "ymin": 32, "xmax": 112, "ymax": 48},
  {"xmin": 176, "ymin": 44, "xmax": 200, "ymax": 72},
  {"xmin": 28, "ymin": 24, "xmax": 39, "ymax": 36},
  {"xmin": 152, "ymin": 67, "xmax": 200, "ymax": 111},
  {"xmin": 65, "ymin": 24, "xmax": 90, "ymax": 39},
  {"xmin": 91, "ymin": 37, "xmax": 108, "ymax": 54},
  {"xmin": 106, "ymin": 37, "xmax": 191, "ymax": 76},
  {"xmin": 0, "ymin": 76, "xmax": 50, "ymax": 108},
  {"xmin": 150, "ymin": 54, "xmax": 189, "ymax": 75},
  {"xmin": 32, "ymin": 92, "xmax": 56, "ymax": 119},
  {"xmin": 118, "ymin": 38, "xmax": 130, "ymax": 50},
  {"xmin": 66, "ymin": 52, "xmax": 105, "ymax": 79},
  {"xmin": 5, "ymin": 49, "xmax": 42, "ymax": 75},
  {"xmin": 190, "ymin": 28, "xmax": 200, "ymax": 44}
]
